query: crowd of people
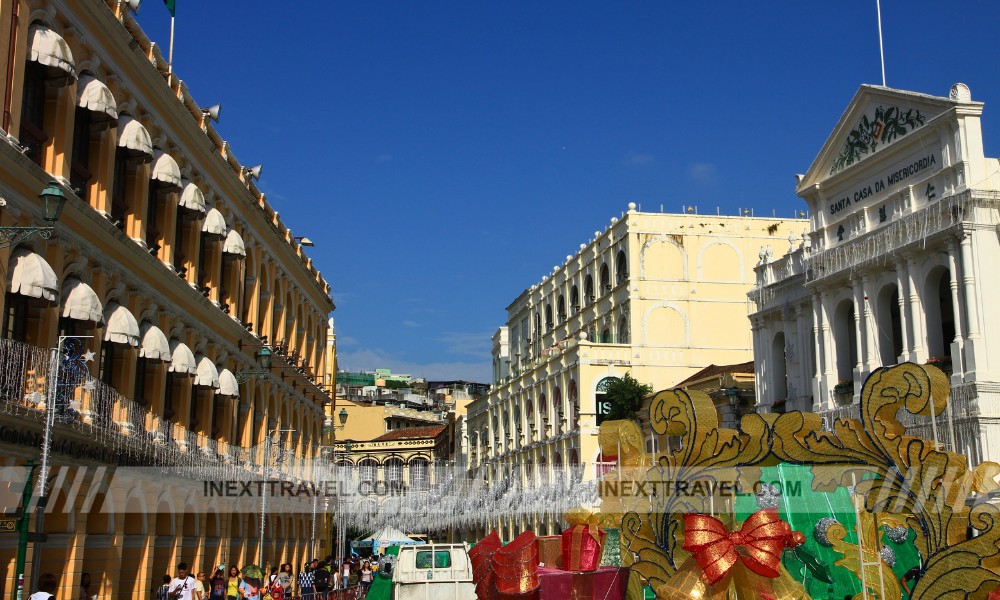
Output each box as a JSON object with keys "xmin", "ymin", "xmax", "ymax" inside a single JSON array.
[{"xmin": 155, "ymin": 557, "xmax": 378, "ymax": 600}]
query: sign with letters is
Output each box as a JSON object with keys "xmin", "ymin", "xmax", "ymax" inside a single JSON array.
[
  {"xmin": 595, "ymin": 376, "xmax": 621, "ymax": 425},
  {"xmin": 596, "ymin": 398, "xmax": 613, "ymax": 425}
]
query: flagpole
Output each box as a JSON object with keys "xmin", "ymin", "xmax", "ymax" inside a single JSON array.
[
  {"xmin": 876, "ymin": 0, "xmax": 886, "ymax": 86},
  {"xmin": 168, "ymin": 14, "xmax": 175, "ymax": 73}
]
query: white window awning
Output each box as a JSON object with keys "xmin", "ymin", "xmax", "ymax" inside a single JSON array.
[
  {"xmin": 139, "ymin": 322, "xmax": 171, "ymax": 362},
  {"xmin": 217, "ymin": 368, "xmax": 240, "ymax": 397},
  {"xmin": 202, "ymin": 208, "xmax": 226, "ymax": 236},
  {"xmin": 194, "ymin": 354, "xmax": 220, "ymax": 389},
  {"xmin": 179, "ymin": 180, "xmax": 206, "ymax": 213},
  {"xmin": 103, "ymin": 302, "xmax": 139, "ymax": 346},
  {"xmin": 60, "ymin": 278, "xmax": 103, "ymax": 323},
  {"xmin": 7, "ymin": 248, "xmax": 58, "ymax": 302},
  {"xmin": 151, "ymin": 148, "xmax": 182, "ymax": 188},
  {"xmin": 76, "ymin": 74, "xmax": 117, "ymax": 120},
  {"xmin": 223, "ymin": 229, "xmax": 246, "ymax": 256},
  {"xmin": 116, "ymin": 114, "xmax": 153, "ymax": 158},
  {"xmin": 169, "ymin": 339, "xmax": 197, "ymax": 374},
  {"xmin": 28, "ymin": 24, "xmax": 75, "ymax": 78}
]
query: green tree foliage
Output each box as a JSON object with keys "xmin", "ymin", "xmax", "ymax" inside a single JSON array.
[{"xmin": 605, "ymin": 372, "xmax": 653, "ymax": 421}]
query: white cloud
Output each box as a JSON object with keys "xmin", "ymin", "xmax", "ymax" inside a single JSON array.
[
  {"xmin": 402, "ymin": 320, "xmax": 420, "ymax": 328},
  {"xmin": 622, "ymin": 152, "xmax": 656, "ymax": 166},
  {"xmin": 688, "ymin": 162, "xmax": 720, "ymax": 184},
  {"xmin": 337, "ymin": 348, "xmax": 491, "ymax": 382},
  {"xmin": 335, "ymin": 335, "xmax": 359, "ymax": 348},
  {"xmin": 436, "ymin": 331, "xmax": 492, "ymax": 358}
]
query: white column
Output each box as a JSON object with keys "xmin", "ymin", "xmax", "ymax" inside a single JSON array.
[
  {"xmin": 751, "ymin": 317, "xmax": 768, "ymax": 410},
  {"xmin": 894, "ymin": 259, "xmax": 910, "ymax": 363},
  {"xmin": 946, "ymin": 238, "xmax": 965, "ymax": 379},
  {"xmin": 816, "ymin": 291, "xmax": 832, "ymax": 410},
  {"xmin": 860, "ymin": 272, "xmax": 878, "ymax": 372},
  {"xmin": 959, "ymin": 230, "xmax": 981, "ymax": 380},
  {"xmin": 851, "ymin": 276, "xmax": 865, "ymax": 375},
  {"xmin": 794, "ymin": 305, "xmax": 808, "ymax": 411},
  {"xmin": 906, "ymin": 255, "xmax": 926, "ymax": 362}
]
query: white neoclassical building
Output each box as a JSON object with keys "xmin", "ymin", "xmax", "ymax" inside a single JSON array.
[
  {"xmin": 750, "ymin": 83, "xmax": 1000, "ymax": 464},
  {"xmin": 468, "ymin": 204, "xmax": 806, "ymax": 539}
]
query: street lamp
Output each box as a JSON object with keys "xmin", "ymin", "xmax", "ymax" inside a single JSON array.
[
  {"xmin": 259, "ymin": 427, "xmax": 294, "ymax": 567},
  {"xmin": 236, "ymin": 345, "xmax": 272, "ymax": 383},
  {"xmin": 0, "ymin": 181, "xmax": 67, "ymax": 249}
]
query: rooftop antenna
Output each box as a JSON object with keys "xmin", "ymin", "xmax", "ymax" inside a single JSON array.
[{"xmin": 876, "ymin": 0, "xmax": 886, "ymax": 86}]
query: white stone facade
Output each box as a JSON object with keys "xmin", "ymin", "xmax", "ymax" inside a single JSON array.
[
  {"xmin": 467, "ymin": 204, "xmax": 806, "ymax": 539},
  {"xmin": 750, "ymin": 83, "xmax": 1000, "ymax": 465}
]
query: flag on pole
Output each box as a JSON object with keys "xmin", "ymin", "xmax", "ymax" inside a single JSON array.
[{"xmin": 163, "ymin": 0, "xmax": 175, "ymax": 16}]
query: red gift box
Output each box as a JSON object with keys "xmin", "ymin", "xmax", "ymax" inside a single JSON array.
[
  {"xmin": 560, "ymin": 525, "xmax": 606, "ymax": 572},
  {"xmin": 494, "ymin": 531, "xmax": 540, "ymax": 594}
]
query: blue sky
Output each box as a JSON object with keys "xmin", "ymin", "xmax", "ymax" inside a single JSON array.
[{"xmin": 137, "ymin": 1, "xmax": 1000, "ymax": 382}]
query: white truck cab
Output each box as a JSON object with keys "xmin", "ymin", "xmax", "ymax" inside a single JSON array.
[{"xmin": 392, "ymin": 543, "xmax": 476, "ymax": 600}]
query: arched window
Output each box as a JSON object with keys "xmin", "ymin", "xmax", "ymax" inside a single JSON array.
[
  {"xmin": 584, "ymin": 275, "xmax": 594, "ymax": 304},
  {"xmin": 409, "ymin": 458, "xmax": 430, "ymax": 491},
  {"xmin": 359, "ymin": 459, "xmax": 377, "ymax": 483},
  {"xmin": 545, "ymin": 304, "xmax": 553, "ymax": 331},
  {"xmin": 600, "ymin": 264, "xmax": 610, "ymax": 293},
  {"xmin": 616, "ymin": 250, "xmax": 628, "ymax": 283},
  {"xmin": 570, "ymin": 286, "xmax": 579, "ymax": 313},
  {"xmin": 617, "ymin": 316, "xmax": 629, "ymax": 344},
  {"xmin": 385, "ymin": 458, "xmax": 404, "ymax": 493},
  {"xmin": 557, "ymin": 295, "xmax": 566, "ymax": 323}
]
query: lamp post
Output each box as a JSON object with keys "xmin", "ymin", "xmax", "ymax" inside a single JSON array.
[
  {"xmin": 313, "ymin": 409, "xmax": 349, "ymax": 558},
  {"xmin": 259, "ymin": 427, "xmax": 294, "ymax": 568},
  {"xmin": 236, "ymin": 346, "xmax": 272, "ymax": 383},
  {"xmin": 0, "ymin": 181, "xmax": 67, "ymax": 249}
]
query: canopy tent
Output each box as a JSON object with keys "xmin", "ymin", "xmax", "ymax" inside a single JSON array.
[{"xmin": 352, "ymin": 526, "xmax": 421, "ymax": 550}]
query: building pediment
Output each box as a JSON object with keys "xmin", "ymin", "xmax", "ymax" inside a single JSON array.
[{"xmin": 796, "ymin": 84, "xmax": 980, "ymax": 197}]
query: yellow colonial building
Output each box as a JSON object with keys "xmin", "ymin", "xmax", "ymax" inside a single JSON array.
[
  {"xmin": 0, "ymin": 0, "xmax": 335, "ymax": 598},
  {"xmin": 466, "ymin": 203, "xmax": 806, "ymax": 539}
]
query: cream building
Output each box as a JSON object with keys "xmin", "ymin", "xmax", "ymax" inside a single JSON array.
[
  {"xmin": 750, "ymin": 83, "xmax": 1000, "ymax": 465},
  {"xmin": 0, "ymin": 1, "xmax": 335, "ymax": 597},
  {"xmin": 467, "ymin": 204, "xmax": 807, "ymax": 539}
]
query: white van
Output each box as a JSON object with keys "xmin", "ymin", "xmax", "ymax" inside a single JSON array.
[{"xmin": 392, "ymin": 543, "xmax": 477, "ymax": 600}]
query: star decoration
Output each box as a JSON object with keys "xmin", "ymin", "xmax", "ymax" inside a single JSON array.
[
  {"xmin": 82, "ymin": 350, "xmax": 96, "ymax": 362},
  {"xmin": 82, "ymin": 380, "xmax": 96, "ymax": 392}
]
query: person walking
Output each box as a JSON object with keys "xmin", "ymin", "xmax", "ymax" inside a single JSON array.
[
  {"xmin": 226, "ymin": 566, "xmax": 242, "ymax": 600},
  {"xmin": 237, "ymin": 572, "xmax": 259, "ymax": 600},
  {"xmin": 341, "ymin": 561, "xmax": 350, "ymax": 590},
  {"xmin": 194, "ymin": 571, "xmax": 207, "ymax": 600},
  {"xmin": 30, "ymin": 574, "xmax": 58, "ymax": 600},
  {"xmin": 313, "ymin": 562, "xmax": 329, "ymax": 600},
  {"xmin": 297, "ymin": 563, "xmax": 315, "ymax": 600},
  {"xmin": 209, "ymin": 568, "xmax": 226, "ymax": 600},
  {"xmin": 155, "ymin": 575, "xmax": 172, "ymax": 600},
  {"xmin": 359, "ymin": 562, "xmax": 373, "ymax": 598},
  {"xmin": 276, "ymin": 564, "xmax": 292, "ymax": 594},
  {"xmin": 78, "ymin": 572, "xmax": 92, "ymax": 600},
  {"xmin": 264, "ymin": 567, "xmax": 284, "ymax": 600},
  {"xmin": 169, "ymin": 563, "xmax": 197, "ymax": 600}
]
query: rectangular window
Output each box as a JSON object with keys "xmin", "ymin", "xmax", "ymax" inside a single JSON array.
[
  {"xmin": 70, "ymin": 107, "xmax": 93, "ymax": 194},
  {"xmin": 19, "ymin": 62, "xmax": 47, "ymax": 165},
  {"xmin": 3, "ymin": 293, "xmax": 28, "ymax": 341},
  {"xmin": 134, "ymin": 357, "xmax": 148, "ymax": 405},
  {"xmin": 111, "ymin": 147, "xmax": 129, "ymax": 229},
  {"xmin": 415, "ymin": 551, "xmax": 452, "ymax": 569}
]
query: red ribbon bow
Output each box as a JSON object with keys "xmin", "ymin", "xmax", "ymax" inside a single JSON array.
[{"xmin": 682, "ymin": 509, "xmax": 799, "ymax": 585}]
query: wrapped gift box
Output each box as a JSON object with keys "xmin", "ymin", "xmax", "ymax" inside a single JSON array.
[{"xmin": 561, "ymin": 524, "xmax": 606, "ymax": 571}]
